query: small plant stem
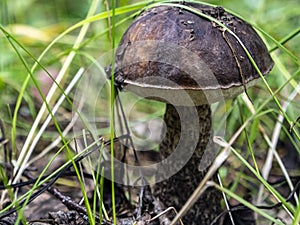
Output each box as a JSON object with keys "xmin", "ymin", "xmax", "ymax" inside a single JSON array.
[{"xmin": 107, "ymin": 0, "xmax": 117, "ymax": 223}]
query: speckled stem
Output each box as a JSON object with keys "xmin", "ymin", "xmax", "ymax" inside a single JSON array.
[{"xmin": 154, "ymin": 104, "xmax": 222, "ymax": 225}]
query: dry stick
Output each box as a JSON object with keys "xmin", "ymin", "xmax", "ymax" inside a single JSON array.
[
  {"xmin": 24, "ymin": 172, "xmax": 111, "ymax": 225},
  {"xmin": 148, "ymin": 207, "xmax": 183, "ymax": 225},
  {"xmin": 50, "ymin": 187, "xmax": 102, "ymax": 220},
  {"xmin": 170, "ymin": 117, "xmax": 252, "ymax": 225}
]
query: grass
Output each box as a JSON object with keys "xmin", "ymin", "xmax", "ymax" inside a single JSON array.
[{"xmin": 0, "ymin": 0, "xmax": 299, "ymax": 224}]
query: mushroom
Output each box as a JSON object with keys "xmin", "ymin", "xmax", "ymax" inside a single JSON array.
[{"xmin": 111, "ymin": 2, "xmax": 273, "ymax": 224}]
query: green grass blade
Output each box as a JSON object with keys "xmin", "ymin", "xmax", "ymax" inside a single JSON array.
[
  {"xmin": 213, "ymin": 182, "xmax": 286, "ymax": 225},
  {"xmin": 109, "ymin": 0, "xmax": 117, "ymax": 223}
]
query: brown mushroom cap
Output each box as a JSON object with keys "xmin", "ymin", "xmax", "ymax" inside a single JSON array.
[{"xmin": 113, "ymin": 2, "xmax": 274, "ymax": 105}]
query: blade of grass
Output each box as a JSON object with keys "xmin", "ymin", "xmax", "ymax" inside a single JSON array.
[
  {"xmin": 258, "ymin": 82, "xmax": 300, "ymax": 205},
  {"xmin": 293, "ymin": 193, "xmax": 300, "ymax": 225},
  {"xmin": 2, "ymin": 0, "xmax": 157, "ymax": 186},
  {"xmin": 1, "ymin": 28, "xmax": 68, "ymax": 223},
  {"xmin": 272, "ymin": 51, "xmax": 299, "ymax": 92},
  {"xmin": 99, "ymin": 167, "xmax": 106, "ymax": 223},
  {"xmin": 230, "ymin": 146, "xmax": 295, "ymax": 217},
  {"xmin": 13, "ymin": 138, "xmax": 73, "ymax": 225},
  {"xmin": 11, "ymin": 0, "xmax": 98, "ymax": 184},
  {"xmin": 3, "ymin": 28, "xmax": 96, "ymax": 225},
  {"xmin": 237, "ymin": 99, "xmax": 260, "ymax": 174},
  {"xmin": 218, "ymin": 174, "xmax": 236, "ymax": 225},
  {"xmin": 269, "ymin": 26, "xmax": 300, "ymax": 53},
  {"xmin": 1, "ymin": 0, "xmax": 154, "ymax": 169},
  {"xmin": 210, "ymin": 181, "xmax": 286, "ymax": 225},
  {"xmin": 107, "ymin": 0, "xmax": 117, "ymax": 223},
  {"xmin": 92, "ymin": 141, "xmax": 107, "ymax": 222},
  {"xmin": 2, "ymin": 1, "xmax": 100, "ymax": 223},
  {"xmin": 24, "ymin": 68, "xmax": 84, "ymax": 167},
  {"xmin": 25, "ymin": 52, "xmax": 110, "ymax": 167},
  {"xmin": 0, "ymin": 137, "xmax": 103, "ymax": 219}
]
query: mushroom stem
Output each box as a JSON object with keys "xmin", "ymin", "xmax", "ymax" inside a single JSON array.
[{"xmin": 155, "ymin": 103, "xmax": 222, "ymax": 224}]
